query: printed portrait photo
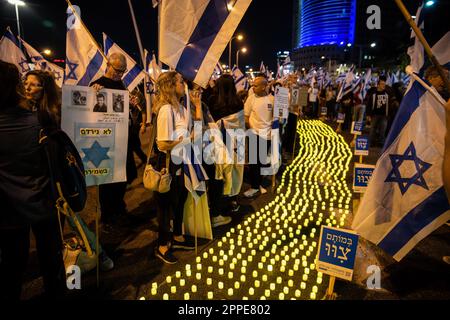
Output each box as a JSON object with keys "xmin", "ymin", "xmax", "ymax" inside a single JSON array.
[
  {"xmin": 112, "ymin": 93, "xmax": 125, "ymax": 113},
  {"xmin": 72, "ymin": 90, "xmax": 87, "ymax": 106},
  {"xmin": 93, "ymin": 93, "xmax": 107, "ymax": 113}
]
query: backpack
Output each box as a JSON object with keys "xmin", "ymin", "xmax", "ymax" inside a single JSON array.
[{"xmin": 39, "ymin": 128, "xmax": 87, "ymax": 212}]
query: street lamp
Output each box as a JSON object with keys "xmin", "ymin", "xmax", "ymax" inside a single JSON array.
[
  {"xmin": 236, "ymin": 47, "xmax": 247, "ymax": 69},
  {"xmin": 8, "ymin": 0, "xmax": 25, "ymax": 41},
  {"xmin": 42, "ymin": 49, "xmax": 52, "ymax": 56},
  {"xmin": 228, "ymin": 34, "xmax": 243, "ymax": 68}
]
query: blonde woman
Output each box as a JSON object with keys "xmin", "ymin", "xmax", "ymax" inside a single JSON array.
[{"xmin": 151, "ymin": 72, "xmax": 194, "ymax": 264}]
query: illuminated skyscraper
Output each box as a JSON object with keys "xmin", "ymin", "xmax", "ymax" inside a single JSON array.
[{"xmin": 297, "ymin": 0, "xmax": 356, "ymax": 48}]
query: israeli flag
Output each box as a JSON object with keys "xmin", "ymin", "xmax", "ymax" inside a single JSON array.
[
  {"xmin": 259, "ymin": 61, "xmax": 266, "ymax": 74},
  {"xmin": 149, "ymin": 51, "xmax": 162, "ymax": 82},
  {"xmin": 65, "ymin": 6, "xmax": 107, "ymax": 86},
  {"xmin": 261, "ymin": 119, "xmax": 281, "ymax": 176},
  {"xmin": 20, "ymin": 38, "xmax": 64, "ymax": 87},
  {"xmin": 0, "ymin": 27, "xmax": 29, "ymax": 75},
  {"xmin": 213, "ymin": 62, "xmax": 224, "ymax": 78},
  {"xmin": 231, "ymin": 65, "xmax": 249, "ymax": 91},
  {"xmin": 361, "ymin": 69, "xmax": 372, "ymax": 100},
  {"xmin": 182, "ymin": 141, "xmax": 209, "ymax": 203},
  {"xmin": 159, "ymin": 0, "xmax": 252, "ymax": 88},
  {"xmin": 103, "ymin": 33, "xmax": 145, "ymax": 91},
  {"xmin": 352, "ymin": 78, "xmax": 450, "ymax": 261},
  {"xmin": 336, "ymin": 66, "xmax": 355, "ymax": 101},
  {"xmin": 407, "ymin": 3, "xmax": 425, "ymax": 74}
]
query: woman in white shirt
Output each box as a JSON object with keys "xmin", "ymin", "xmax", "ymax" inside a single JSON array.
[{"xmin": 151, "ymin": 72, "xmax": 194, "ymax": 264}]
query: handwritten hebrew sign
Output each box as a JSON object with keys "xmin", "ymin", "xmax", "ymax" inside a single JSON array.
[{"xmin": 316, "ymin": 226, "xmax": 359, "ymax": 281}]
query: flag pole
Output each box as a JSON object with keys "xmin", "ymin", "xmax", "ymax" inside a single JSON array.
[
  {"xmin": 394, "ymin": 0, "xmax": 450, "ymax": 93},
  {"xmin": 128, "ymin": 0, "xmax": 153, "ymax": 123},
  {"xmin": 65, "ymin": 0, "xmax": 107, "ymax": 60}
]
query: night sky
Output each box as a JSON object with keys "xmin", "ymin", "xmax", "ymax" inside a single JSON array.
[{"xmin": 0, "ymin": 0, "xmax": 293, "ymax": 71}]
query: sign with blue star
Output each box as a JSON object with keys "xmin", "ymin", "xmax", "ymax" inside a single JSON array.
[
  {"xmin": 385, "ymin": 142, "xmax": 432, "ymax": 195},
  {"xmin": 65, "ymin": 58, "xmax": 79, "ymax": 81},
  {"xmin": 82, "ymin": 141, "xmax": 110, "ymax": 168}
]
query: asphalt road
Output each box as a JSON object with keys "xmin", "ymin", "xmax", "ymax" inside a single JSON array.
[{"xmin": 21, "ymin": 120, "xmax": 450, "ymax": 300}]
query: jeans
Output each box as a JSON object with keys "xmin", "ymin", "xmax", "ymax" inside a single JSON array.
[
  {"xmin": 353, "ymin": 104, "xmax": 366, "ymax": 122},
  {"xmin": 369, "ymin": 115, "xmax": 388, "ymax": 146}
]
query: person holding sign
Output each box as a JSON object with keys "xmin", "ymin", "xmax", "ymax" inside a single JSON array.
[
  {"xmin": 90, "ymin": 53, "xmax": 137, "ymax": 227},
  {"xmin": 243, "ymin": 76, "xmax": 274, "ymax": 198}
]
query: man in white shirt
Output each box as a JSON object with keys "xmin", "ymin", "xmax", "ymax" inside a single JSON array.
[
  {"xmin": 243, "ymin": 76, "xmax": 274, "ymax": 197},
  {"xmin": 308, "ymin": 83, "xmax": 319, "ymax": 118}
]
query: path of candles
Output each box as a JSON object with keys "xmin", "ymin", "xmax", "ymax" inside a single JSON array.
[{"xmin": 145, "ymin": 120, "xmax": 353, "ymax": 300}]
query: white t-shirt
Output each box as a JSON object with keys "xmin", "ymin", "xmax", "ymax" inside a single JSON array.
[
  {"xmin": 157, "ymin": 104, "xmax": 188, "ymax": 142},
  {"xmin": 308, "ymin": 87, "xmax": 318, "ymax": 102},
  {"xmin": 244, "ymin": 94, "xmax": 274, "ymax": 139}
]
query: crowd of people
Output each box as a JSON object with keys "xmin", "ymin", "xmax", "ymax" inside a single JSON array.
[{"xmin": 1, "ymin": 52, "xmax": 449, "ymax": 300}]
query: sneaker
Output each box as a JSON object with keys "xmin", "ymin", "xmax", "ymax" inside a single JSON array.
[
  {"xmin": 99, "ymin": 251, "xmax": 114, "ymax": 272},
  {"xmin": 244, "ymin": 188, "xmax": 259, "ymax": 198},
  {"xmin": 212, "ymin": 215, "xmax": 232, "ymax": 228},
  {"xmin": 443, "ymin": 256, "xmax": 450, "ymax": 265},
  {"xmin": 155, "ymin": 247, "xmax": 178, "ymax": 264},
  {"xmin": 172, "ymin": 238, "xmax": 196, "ymax": 250},
  {"xmin": 259, "ymin": 186, "xmax": 267, "ymax": 195}
]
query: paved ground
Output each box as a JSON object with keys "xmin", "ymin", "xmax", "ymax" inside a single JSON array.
[{"xmin": 21, "ymin": 120, "xmax": 450, "ymax": 300}]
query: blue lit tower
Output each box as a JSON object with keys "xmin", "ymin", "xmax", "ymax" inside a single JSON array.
[
  {"xmin": 292, "ymin": 0, "xmax": 356, "ymax": 68},
  {"xmin": 298, "ymin": 0, "xmax": 356, "ymax": 48}
]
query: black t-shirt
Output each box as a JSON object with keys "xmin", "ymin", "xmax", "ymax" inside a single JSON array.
[
  {"xmin": 372, "ymin": 90, "xmax": 389, "ymax": 116},
  {"xmin": 90, "ymin": 76, "xmax": 126, "ymax": 90}
]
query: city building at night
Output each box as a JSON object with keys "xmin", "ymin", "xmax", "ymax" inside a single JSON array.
[{"xmin": 291, "ymin": 0, "xmax": 418, "ymax": 71}]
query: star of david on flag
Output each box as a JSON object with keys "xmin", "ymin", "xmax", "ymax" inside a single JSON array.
[
  {"xmin": 385, "ymin": 142, "xmax": 432, "ymax": 195},
  {"xmin": 352, "ymin": 78, "xmax": 450, "ymax": 261}
]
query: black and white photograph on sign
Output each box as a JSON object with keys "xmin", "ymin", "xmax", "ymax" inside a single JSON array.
[
  {"xmin": 93, "ymin": 93, "xmax": 107, "ymax": 113},
  {"xmin": 72, "ymin": 90, "xmax": 87, "ymax": 106},
  {"xmin": 113, "ymin": 93, "xmax": 125, "ymax": 113}
]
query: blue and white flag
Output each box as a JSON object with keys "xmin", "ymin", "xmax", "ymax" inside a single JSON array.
[
  {"xmin": 407, "ymin": 3, "xmax": 425, "ymax": 74},
  {"xmin": 0, "ymin": 27, "xmax": 29, "ymax": 75},
  {"xmin": 261, "ymin": 119, "xmax": 281, "ymax": 176},
  {"xmin": 103, "ymin": 33, "xmax": 145, "ymax": 91},
  {"xmin": 65, "ymin": 6, "xmax": 107, "ymax": 86},
  {"xmin": 20, "ymin": 38, "xmax": 64, "ymax": 87},
  {"xmin": 336, "ymin": 66, "xmax": 355, "ymax": 101},
  {"xmin": 352, "ymin": 78, "xmax": 450, "ymax": 261},
  {"xmin": 213, "ymin": 62, "xmax": 224, "ymax": 77},
  {"xmin": 259, "ymin": 61, "xmax": 266, "ymax": 75},
  {"xmin": 144, "ymin": 49, "xmax": 162, "ymax": 83},
  {"xmin": 231, "ymin": 65, "xmax": 249, "ymax": 91},
  {"xmin": 159, "ymin": 0, "xmax": 252, "ymax": 88},
  {"xmin": 361, "ymin": 69, "xmax": 372, "ymax": 100}
]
